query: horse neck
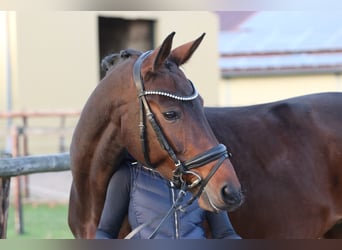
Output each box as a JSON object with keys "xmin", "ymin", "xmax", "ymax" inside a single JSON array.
[{"xmin": 71, "ymin": 67, "xmax": 138, "ymax": 168}]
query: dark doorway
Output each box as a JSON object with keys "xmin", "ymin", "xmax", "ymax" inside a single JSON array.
[{"xmin": 98, "ymin": 16, "xmax": 154, "ymax": 79}]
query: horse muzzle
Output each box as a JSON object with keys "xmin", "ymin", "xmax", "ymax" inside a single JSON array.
[
  {"xmin": 171, "ymin": 144, "xmax": 243, "ymax": 212},
  {"xmin": 199, "ymin": 181, "xmax": 244, "ymax": 212}
]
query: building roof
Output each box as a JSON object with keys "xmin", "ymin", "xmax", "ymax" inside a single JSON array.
[{"xmin": 218, "ymin": 11, "xmax": 342, "ymax": 76}]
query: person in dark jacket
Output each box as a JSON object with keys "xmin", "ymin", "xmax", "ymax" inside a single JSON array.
[{"xmin": 95, "ymin": 158, "xmax": 241, "ymax": 239}]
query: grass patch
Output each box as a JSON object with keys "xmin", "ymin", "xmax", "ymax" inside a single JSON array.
[{"xmin": 6, "ymin": 203, "xmax": 73, "ymax": 239}]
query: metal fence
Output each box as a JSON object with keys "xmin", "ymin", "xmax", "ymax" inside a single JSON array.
[
  {"xmin": 0, "ymin": 153, "xmax": 71, "ymax": 238},
  {"xmin": 0, "ymin": 111, "xmax": 79, "ymax": 238}
]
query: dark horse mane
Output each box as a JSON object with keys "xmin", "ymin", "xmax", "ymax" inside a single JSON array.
[{"xmin": 101, "ymin": 49, "xmax": 142, "ymax": 73}]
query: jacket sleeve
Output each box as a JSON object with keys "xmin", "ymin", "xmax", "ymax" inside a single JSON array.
[
  {"xmin": 206, "ymin": 211, "xmax": 242, "ymax": 239},
  {"xmin": 95, "ymin": 164, "xmax": 131, "ymax": 239}
]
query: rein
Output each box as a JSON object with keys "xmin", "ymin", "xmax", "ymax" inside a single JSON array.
[
  {"xmin": 126, "ymin": 152, "xmax": 227, "ymax": 239},
  {"xmin": 128, "ymin": 51, "xmax": 232, "ymax": 238},
  {"xmin": 125, "ymin": 178, "xmax": 188, "ymax": 239}
]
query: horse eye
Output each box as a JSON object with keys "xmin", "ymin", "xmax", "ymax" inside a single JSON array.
[{"xmin": 162, "ymin": 111, "xmax": 180, "ymax": 121}]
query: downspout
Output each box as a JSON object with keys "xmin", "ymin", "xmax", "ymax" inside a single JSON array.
[{"xmin": 4, "ymin": 12, "xmax": 13, "ymax": 153}]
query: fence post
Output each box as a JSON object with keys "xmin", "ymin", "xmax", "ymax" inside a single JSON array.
[
  {"xmin": 0, "ymin": 152, "xmax": 11, "ymax": 239},
  {"xmin": 22, "ymin": 116, "xmax": 30, "ymax": 198},
  {"xmin": 59, "ymin": 115, "xmax": 66, "ymax": 152},
  {"xmin": 11, "ymin": 126, "xmax": 24, "ymax": 235}
]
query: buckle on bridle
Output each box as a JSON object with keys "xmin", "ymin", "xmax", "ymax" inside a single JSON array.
[
  {"xmin": 171, "ymin": 162, "xmax": 203, "ymax": 190},
  {"xmin": 171, "ymin": 162, "xmax": 184, "ymax": 189},
  {"xmin": 175, "ymin": 160, "xmax": 182, "ymax": 168},
  {"xmin": 184, "ymin": 170, "xmax": 202, "ymax": 189}
]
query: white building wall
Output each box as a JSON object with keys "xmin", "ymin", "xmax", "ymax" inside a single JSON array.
[{"xmin": 0, "ymin": 11, "xmax": 220, "ymax": 154}]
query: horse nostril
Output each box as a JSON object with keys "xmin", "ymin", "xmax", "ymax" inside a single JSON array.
[
  {"xmin": 221, "ymin": 185, "xmax": 230, "ymax": 200},
  {"xmin": 221, "ymin": 185, "xmax": 241, "ymax": 205}
]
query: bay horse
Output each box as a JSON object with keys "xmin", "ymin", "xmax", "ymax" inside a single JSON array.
[
  {"xmin": 68, "ymin": 32, "xmax": 243, "ymax": 238},
  {"xmin": 205, "ymin": 92, "xmax": 342, "ymax": 238},
  {"xmin": 113, "ymin": 92, "xmax": 342, "ymax": 239}
]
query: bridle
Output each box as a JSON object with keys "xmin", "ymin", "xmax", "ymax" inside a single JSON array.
[
  {"xmin": 133, "ymin": 50, "xmax": 231, "ymax": 196},
  {"xmin": 128, "ymin": 50, "xmax": 232, "ymax": 239}
]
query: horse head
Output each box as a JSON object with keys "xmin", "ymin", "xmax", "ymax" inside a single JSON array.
[{"xmin": 105, "ymin": 32, "xmax": 243, "ymax": 212}]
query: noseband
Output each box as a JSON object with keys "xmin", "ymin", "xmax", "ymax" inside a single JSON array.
[{"xmin": 132, "ymin": 51, "xmax": 231, "ymax": 198}]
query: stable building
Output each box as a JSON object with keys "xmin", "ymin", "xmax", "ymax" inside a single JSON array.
[{"xmin": 217, "ymin": 11, "xmax": 342, "ymax": 106}]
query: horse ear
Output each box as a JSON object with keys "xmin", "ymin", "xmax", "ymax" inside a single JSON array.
[
  {"xmin": 149, "ymin": 32, "xmax": 176, "ymax": 72},
  {"xmin": 169, "ymin": 33, "xmax": 205, "ymax": 66}
]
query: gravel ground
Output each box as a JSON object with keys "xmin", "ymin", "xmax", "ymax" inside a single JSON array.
[{"xmin": 10, "ymin": 171, "xmax": 72, "ymax": 204}]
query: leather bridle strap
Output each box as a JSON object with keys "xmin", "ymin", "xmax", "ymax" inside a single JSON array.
[
  {"xmin": 182, "ymin": 152, "xmax": 228, "ymax": 208},
  {"xmin": 171, "ymin": 144, "xmax": 229, "ymax": 187},
  {"xmin": 133, "ymin": 50, "xmax": 181, "ymax": 168},
  {"xmin": 184, "ymin": 143, "xmax": 228, "ymax": 170},
  {"xmin": 133, "ymin": 51, "xmax": 153, "ymax": 167}
]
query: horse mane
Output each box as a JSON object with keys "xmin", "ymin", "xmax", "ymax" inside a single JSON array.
[{"xmin": 101, "ymin": 49, "xmax": 142, "ymax": 73}]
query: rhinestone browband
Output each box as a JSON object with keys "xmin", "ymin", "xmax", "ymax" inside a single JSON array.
[{"xmin": 141, "ymin": 81, "xmax": 199, "ymax": 101}]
